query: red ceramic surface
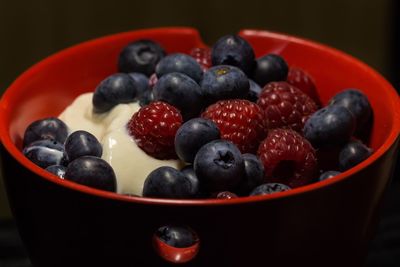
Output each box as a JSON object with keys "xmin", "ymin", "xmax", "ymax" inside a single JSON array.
[{"xmin": 0, "ymin": 27, "xmax": 399, "ymax": 267}]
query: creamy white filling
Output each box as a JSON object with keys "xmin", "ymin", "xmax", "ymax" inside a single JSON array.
[{"xmin": 59, "ymin": 93, "xmax": 183, "ymax": 196}]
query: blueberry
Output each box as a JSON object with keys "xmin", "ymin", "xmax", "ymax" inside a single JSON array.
[
  {"xmin": 175, "ymin": 118, "xmax": 220, "ymax": 163},
  {"xmin": 250, "ymin": 183, "xmax": 291, "ymax": 196},
  {"xmin": 329, "ymin": 89, "xmax": 372, "ymax": 130},
  {"xmin": 235, "ymin": 153, "xmax": 264, "ymax": 195},
  {"xmin": 65, "ymin": 156, "xmax": 116, "ymax": 192},
  {"xmin": 181, "ymin": 165, "xmax": 200, "ymax": 197},
  {"xmin": 92, "ymin": 73, "xmax": 138, "ymax": 113},
  {"xmin": 319, "ymin": 170, "xmax": 341, "ymax": 181},
  {"xmin": 156, "ymin": 53, "xmax": 203, "ymax": 83},
  {"xmin": 211, "ymin": 34, "xmax": 255, "ymax": 75},
  {"xmin": 200, "ymin": 65, "xmax": 249, "ymax": 104},
  {"xmin": 215, "ymin": 191, "xmax": 238, "ymax": 199},
  {"xmin": 23, "ymin": 139, "xmax": 67, "ymax": 169},
  {"xmin": 128, "ymin": 72, "xmax": 150, "ymax": 97},
  {"xmin": 247, "ymin": 79, "xmax": 262, "ymax": 102},
  {"xmin": 23, "ymin": 117, "xmax": 68, "ymax": 148},
  {"xmin": 118, "ymin": 39, "xmax": 165, "ymax": 76},
  {"xmin": 64, "ymin": 130, "xmax": 102, "ymax": 161},
  {"xmin": 153, "ymin": 72, "xmax": 203, "ymax": 120},
  {"xmin": 252, "ymin": 54, "xmax": 288, "ymax": 87},
  {"xmin": 139, "ymin": 89, "xmax": 155, "ymax": 107},
  {"xmin": 338, "ymin": 140, "xmax": 373, "ymax": 171},
  {"xmin": 155, "ymin": 225, "xmax": 198, "ymax": 248},
  {"xmin": 194, "ymin": 140, "xmax": 244, "ymax": 192},
  {"xmin": 303, "ymin": 105, "xmax": 356, "ymax": 147},
  {"xmin": 45, "ymin": 165, "xmax": 67, "ymax": 179},
  {"xmin": 142, "ymin": 166, "xmax": 195, "ymax": 199}
]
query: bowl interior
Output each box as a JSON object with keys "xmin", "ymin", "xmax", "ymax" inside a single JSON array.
[{"xmin": 1, "ymin": 27, "xmax": 399, "ymax": 202}]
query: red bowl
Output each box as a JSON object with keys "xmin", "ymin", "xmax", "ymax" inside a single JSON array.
[{"xmin": 1, "ymin": 27, "xmax": 399, "ymax": 266}]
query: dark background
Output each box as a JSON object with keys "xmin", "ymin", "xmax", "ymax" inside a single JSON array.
[{"xmin": 0, "ymin": 0, "xmax": 399, "ymax": 266}]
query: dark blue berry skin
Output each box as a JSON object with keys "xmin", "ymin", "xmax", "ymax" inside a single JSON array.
[
  {"xmin": 45, "ymin": 165, "xmax": 67, "ymax": 179},
  {"xmin": 156, "ymin": 225, "xmax": 198, "ymax": 248},
  {"xmin": 200, "ymin": 65, "xmax": 249, "ymax": 104},
  {"xmin": 23, "ymin": 117, "xmax": 68, "ymax": 148},
  {"xmin": 155, "ymin": 53, "xmax": 203, "ymax": 83},
  {"xmin": 23, "ymin": 139, "xmax": 67, "ymax": 169},
  {"xmin": 64, "ymin": 130, "xmax": 102, "ymax": 161},
  {"xmin": 211, "ymin": 34, "xmax": 255, "ymax": 75},
  {"xmin": 303, "ymin": 105, "xmax": 356, "ymax": 147},
  {"xmin": 118, "ymin": 39, "xmax": 165, "ymax": 76},
  {"xmin": 139, "ymin": 89, "xmax": 154, "ymax": 107},
  {"xmin": 65, "ymin": 156, "xmax": 116, "ymax": 192},
  {"xmin": 339, "ymin": 141, "xmax": 373, "ymax": 171},
  {"xmin": 247, "ymin": 79, "xmax": 262, "ymax": 102},
  {"xmin": 128, "ymin": 72, "xmax": 150, "ymax": 97},
  {"xmin": 329, "ymin": 89, "xmax": 372, "ymax": 130},
  {"xmin": 319, "ymin": 170, "xmax": 341, "ymax": 181},
  {"xmin": 143, "ymin": 166, "xmax": 195, "ymax": 199},
  {"xmin": 194, "ymin": 140, "xmax": 244, "ymax": 192},
  {"xmin": 250, "ymin": 183, "xmax": 291, "ymax": 196},
  {"xmin": 92, "ymin": 73, "xmax": 138, "ymax": 113},
  {"xmin": 175, "ymin": 118, "xmax": 220, "ymax": 163},
  {"xmin": 235, "ymin": 153, "xmax": 264, "ymax": 195},
  {"xmin": 181, "ymin": 165, "xmax": 200, "ymax": 197},
  {"xmin": 252, "ymin": 54, "xmax": 288, "ymax": 87},
  {"xmin": 153, "ymin": 72, "xmax": 204, "ymax": 120}
]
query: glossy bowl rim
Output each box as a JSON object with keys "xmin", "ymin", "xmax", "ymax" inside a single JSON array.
[{"xmin": 1, "ymin": 26, "xmax": 399, "ymax": 206}]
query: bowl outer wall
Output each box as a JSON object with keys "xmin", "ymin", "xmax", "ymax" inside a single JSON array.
[{"xmin": 0, "ymin": 27, "xmax": 399, "ymax": 266}]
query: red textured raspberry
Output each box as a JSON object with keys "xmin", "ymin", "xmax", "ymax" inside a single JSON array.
[
  {"xmin": 287, "ymin": 67, "xmax": 320, "ymax": 105},
  {"xmin": 127, "ymin": 101, "xmax": 182, "ymax": 159},
  {"xmin": 190, "ymin": 47, "xmax": 212, "ymax": 71},
  {"xmin": 257, "ymin": 128, "xmax": 317, "ymax": 188},
  {"xmin": 257, "ymin": 81, "xmax": 318, "ymax": 132},
  {"xmin": 202, "ymin": 99, "xmax": 267, "ymax": 153}
]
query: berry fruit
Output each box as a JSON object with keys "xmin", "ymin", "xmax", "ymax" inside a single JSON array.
[
  {"xmin": 92, "ymin": 73, "xmax": 138, "ymax": 113},
  {"xmin": 257, "ymin": 129, "xmax": 317, "ymax": 188},
  {"xmin": 211, "ymin": 34, "xmax": 255, "ymax": 75},
  {"xmin": 257, "ymin": 81, "xmax": 318, "ymax": 132},
  {"xmin": 247, "ymin": 79, "xmax": 262, "ymax": 102},
  {"xmin": 139, "ymin": 89, "xmax": 155, "ymax": 107},
  {"xmin": 153, "ymin": 72, "xmax": 203, "ymax": 120},
  {"xmin": 118, "ymin": 39, "xmax": 165, "ymax": 76},
  {"xmin": 23, "ymin": 139, "xmax": 67, "ymax": 168},
  {"xmin": 235, "ymin": 153, "xmax": 265, "ymax": 195},
  {"xmin": 216, "ymin": 191, "xmax": 238, "ymax": 199},
  {"xmin": 128, "ymin": 72, "xmax": 150, "ymax": 98},
  {"xmin": 142, "ymin": 166, "xmax": 195, "ymax": 199},
  {"xmin": 65, "ymin": 156, "xmax": 116, "ymax": 192},
  {"xmin": 253, "ymin": 54, "xmax": 288, "ymax": 87},
  {"xmin": 338, "ymin": 140, "xmax": 373, "ymax": 171},
  {"xmin": 250, "ymin": 183, "xmax": 291, "ymax": 196},
  {"xmin": 287, "ymin": 67, "xmax": 320, "ymax": 105},
  {"xmin": 202, "ymin": 99, "xmax": 267, "ymax": 153},
  {"xmin": 23, "ymin": 117, "xmax": 68, "ymax": 148},
  {"xmin": 181, "ymin": 165, "xmax": 200, "ymax": 197},
  {"xmin": 319, "ymin": 170, "xmax": 341, "ymax": 181},
  {"xmin": 190, "ymin": 47, "xmax": 212, "ymax": 70},
  {"xmin": 155, "ymin": 225, "xmax": 198, "ymax": 248},
  {"xmin": 194, "ymin": 139, "xmax": 244, "ymax": 192},
  {"xmin": 175, "ymin": 118, "xmax": 220, "ymax": 163},
  {"xmin": 200, "ymin": 65, "xmax": 249, "ymax": 104},
  {"xmin": 303, "ymin": 105, "xmax": 356, "ymax": 147},
  {"xmin": 127, "ymin": 101, "xmax": 183, "ymax": 159},
  {"xmin": 64, "ymin": 130, "xmax": 103, "ymax": 161},
  {"xmin": 155, "ymin": 53, "xmax": 203, "ymax": 83},
  {"xmin": 329, "ymin": 89, "xmax": 372, "ymax": 130},
  {"xmin": 45, "ymin": 165, "xmax": 67, "ymax": 179}
]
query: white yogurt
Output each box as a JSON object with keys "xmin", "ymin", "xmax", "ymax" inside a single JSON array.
[{"xmin": 59, "ymin": 93, "xmax": 183, "ymax": 196}]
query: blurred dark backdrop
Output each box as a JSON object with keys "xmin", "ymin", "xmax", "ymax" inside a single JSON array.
[{"xmin": 0, "ymin": 0, "xmax": 399, "ymax": 266}]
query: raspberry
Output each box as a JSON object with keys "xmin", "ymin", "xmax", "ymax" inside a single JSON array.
[
  {"xmin": 202, "ymin": 99, "xmax": 267, "ymax": 153},
  {"xmin": 190, "ymin": 47, "xmax": 211, "ymax": 71},
  {"xmin": 257, "ymin": 128, "xmax": 317, "ymax": 188},
  {"xmin": 287, "ymin": 67, "xmax": 320, "ymax": 105},
  {"xmin": 127, "ymin": 101, "xmax": 182, "ymax": 159},
  {"xmin": 257, "ymin": 81, "xmax": 318, "ymax": 132}
]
